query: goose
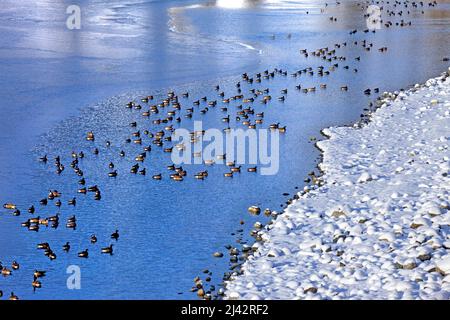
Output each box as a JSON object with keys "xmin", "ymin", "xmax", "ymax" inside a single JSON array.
[
  {"xmin": 86, "ymin": 132, "xmax": 95, "ymax": 141},
  {"xmin": 101, "ymin": 245, "xmax": 113, "ymax": 255},
  {"xmin": 2, "ymin": 267, "xmax": 12, "ymax": 276},
  {"xmin": 269, "ymin": 123, "xmax": 280, "ymax": 130},
  {"xmin": 28, "ymin": 224, "xmax": 39, "ymax": 232},
  {"xmin": 68, "ymin": 198, "xmax": 76, "ymax": 206},
  {"xmin": 48, "ymin": 214, "xmax": 59, "ymax": 223},
  {"xmin": 152, "ymin": 174, "xmax": 162, "ymax": 180},
  {"xmin": 63, "ymin": 242, "xmax": 70, "ymax": 252},
  {"xmin": 171, "ymin": 174, "xmax": 183, "ymax": 181},
  {"xmin": 11, "ymin": 261, "xmax": 19, "ymax": 270},
  {"xmin": 32, "ymin": 276, "xmax": 42, "ymax": 289},
  {"xmin": 194, "ymin": 172, "xmax": 207, "ymax": 180},
  {"xmin": 111, "ymin": 230, "xmax": 119, "ymax": 241},
  {"xmin": 39, "ymin": 218, "xmax": 49, "ymax": 226},
  {"xmin": 90, "ymin": 235, "xmax": 97, "ymax": 244},
  {"xmin": 3, "ymin": 203, "xmax": 17, "ymax": 210},
  {"xmin": 231, "ymin": 166, "xmax": 241, "ymax": 173},
  {"xmin": 8, "ymin": 292, "xmax": 19, "ymax": 300},
  {"xmin": 30, "ymin": 217, "xmax": 41, "ymax": 224},
  {"xmin": 78, "ymin": 249, "xmax": 89, "ymax": 258},
  {"xmin": 108, "ymin": 170, "xmax": 118, "ymax": 177},
  {"xmin": 66, "ymin": 220, "xmax": 76, "ymax": 229},
  {"xmin": 28, "ymin": 205, "xmax": 35, "ymax": 214}
]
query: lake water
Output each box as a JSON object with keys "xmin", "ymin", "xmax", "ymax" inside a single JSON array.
[{"xmin": 0, "ymin": 0, "xmax": 449, "ymax": 299}]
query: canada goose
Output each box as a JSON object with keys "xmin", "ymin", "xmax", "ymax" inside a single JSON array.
[
  {"xmin": 63, "ymin": 242, "xmax": 70, "ymax": 252},
  {"xmin": 86, "ymin": 132, "xmax": 95, "ymax": 141},
  {"xmin": 278, "ymin": 126, "xmax": 287, "ymax": 133},
  {"xmin": 194, "ymin": 171, "xmax": 207, "ymax": 180},
  {"xmin": 28, "ymin": 225, "xmax": 39, "ymax": 232},
  {"xmin": 135, "ymin": 154, "xmax": 145, "ymax": 162},
  {"xmin": 8, "ymin": 292, "xmax": 19, "ymax": 300},
  {"xmin": 39, "ymin": 218, "xmax": 49, "ymax": 226},
  {"xmin": 153, "ymin": 174, "xmax": 162, "ymax": 180},
  {"xmin": 32, "ymin": 277, "xmax": 42, "ymax": 289},
  {"xmin": 28, "ymin": 205, "xmax": 35, "ymax": 214},
  {"xmin": 247, "ymin": 166, "xmax": 257, "ymax": 172},
  {"xmin": 224, "ymin": 172, "xmax": 233, "ymax": 178},
  {"xmin": 13, "ymin": 209, "xmax": 20, "ymax": 216},
  {"xmin": 31, "ymin": 216, "xmax": 42, "ymax": 224},
  {"xmin": 78, "ymin": 249, "xmax": 88, "ymax": 258},
  {"xmin": 248, "ymin": 206, "xmax": 261, "ymax": 215},
  {"xmin": 21, "ymin": 220, "xmax": 31, "ymax": 228},
  {"xmin": 3, "ymin": 203, "xmax": 17, "ymax": 210},
  {"xmin": 269, "ymin": 123, "xmax": 280, "ymax": 130},
  {"xmin": 101, "ymin": 245, "xmax": 113, "ymax": 255},
  {"xmin": 231, "ymin": 166, "xmax": 241, "ymax": 173},
  {"xmin": 108, "ymin": 170, "xmax": 118, "ymax": 177},
  {"xmin": 111, "ymin": 230, "xmax": 119, "ymax": 240},
  {"xmin": 66, "ymin": 221, "xmax": 76, "ymax": 229},
  {"xmin": 68, "ymin": 198, "xmax": 76, "ymax": 206},
  {"xmin": 171, "ymin": 174, "xmax": 183, "ymax": 181},
  {"xmin": 2, "ymin": 267, "xmax": 12, "ymax": 276},
  {"xmin": 11, "ymin": 261, "xmax": 19, "ymax": 270},
  {"xmin": 90, "ymin": 235, "xmax": 97, "ymax": 244},
  {"xmin": 39, "ymin": 155, "xmax": 48, "ymax": 163}
]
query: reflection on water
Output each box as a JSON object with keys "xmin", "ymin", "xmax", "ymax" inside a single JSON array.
[{"xmin": 0, "ymin": 0, "xmax": 449, "ymax": 299}]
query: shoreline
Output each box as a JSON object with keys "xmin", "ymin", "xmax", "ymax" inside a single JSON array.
[{"xmin": 224, "ymin": 68, "xmax": 450, "ymax": 300}]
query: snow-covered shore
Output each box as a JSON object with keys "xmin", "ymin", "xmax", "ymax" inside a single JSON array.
[{"xmin": 225, "ymin": 69, "xmax": 450, "ymax": 300}]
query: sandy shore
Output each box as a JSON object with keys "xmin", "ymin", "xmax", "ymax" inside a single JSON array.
[{"xmin": 225, "ymin": 68, "xmax": 450, "ymax": 300}]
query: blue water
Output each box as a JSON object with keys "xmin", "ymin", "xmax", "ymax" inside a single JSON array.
[{"xmin": 0, "ymin": 0, "xmax": 449, "ymax": 299}]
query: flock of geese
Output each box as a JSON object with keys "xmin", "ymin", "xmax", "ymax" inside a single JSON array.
[{"xmin": 0, "ymin": 0, "xmax": 441, "ymax": 300}]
